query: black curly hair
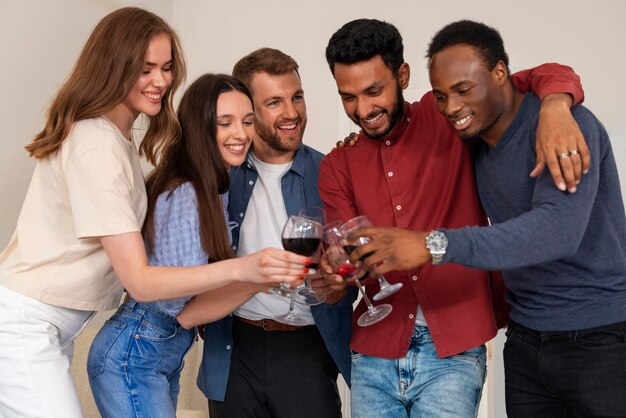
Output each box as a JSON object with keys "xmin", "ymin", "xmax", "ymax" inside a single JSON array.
[
  {"xmin": 326, "ymin": 18, "xmax": 404, "ymax": 75},
  {"xmin": 427, "ymin": 20, "xmax": 510, "ymax": 74}
]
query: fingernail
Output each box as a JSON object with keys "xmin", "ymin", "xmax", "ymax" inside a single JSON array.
[
  {"xmin": 305, "ymin": 258, "xmax": 313, "ymax": 265},
  {"xmin": 583, "ymin": 169, "xmax": 589, "ymax": 174},
  {"xmin": 304, "ymin": 268, "xmax": 310, "ymax": 274},
  {"xmin": 568, "ymin": 187, "xmax": 577, "ymax": 193},
  {"xmin": 558, "ymin": 182, "xmax": 566, "ymax": 191},
  {"xmin": 297, "ymin": 275, "xmax": 304, "ymax": 280}
]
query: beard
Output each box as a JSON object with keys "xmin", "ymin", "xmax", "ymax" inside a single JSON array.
[
  {"xmin": 355, "ymin": 84, "xmax": 405, "ymax": 140},
  {"xmin": 254, "ymin": 115, "xmax": 306, "ymax": 153}
]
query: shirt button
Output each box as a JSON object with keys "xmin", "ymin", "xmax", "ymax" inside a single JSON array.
[
  {"xmin": 248, "ymin": 180, "xmax": 254, "ymax": 186},
  {"xmin": 226, "ymin": 345, "xmax": 231, "ymax": 350},
  {"xmin": 396, "ymin": 205, "xmax": 402, "ymax": 211},
  {"xmin": 412, "ymin": 275, "xmax": 417, "ymax": 281},
  {"xmin": 385, "ymin": 140, "xmax": 391, "ymax": 146},
  {"xmin": 409, "ymin": 314, "xmax": 414, "ymax": 319},
  {"xmin": 388, "ymin": 172, "xmax": 393, "ymax": 177},
  {"xmin": 247, "ymin": 163, "xmax": 252, "ymax": 168},
  {"xmin": 232, "ymin": 245, "xmax": 237, "ymax": 251},
  {"xmin": 239, "ymin": 213, "xmax": 244, "ymax": 218},
  {"xmin": 407, "ymin": 117, "xmax": 411, "ymax": 122}
]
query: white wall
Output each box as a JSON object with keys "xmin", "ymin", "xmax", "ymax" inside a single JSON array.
[
  {"xmin": 2, "ymin": 0, "xmax": 624, "ymax": 247},
  {"xmin": 1, "ymin": 1, "xmax": 625, "ymax": 416}
]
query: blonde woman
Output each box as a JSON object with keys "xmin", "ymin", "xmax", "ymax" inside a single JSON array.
[{"xmin": 0, "ymin": 8, "xmax": 305, "ymax": 418}]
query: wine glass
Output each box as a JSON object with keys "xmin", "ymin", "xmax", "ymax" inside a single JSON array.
[
  {"xmin": 323, "ymin": 221, "xmax": 392, "ymax": 326},
  {"xmin": 274, "ymin": 215, "xmax": 323, "ymax": 325},
  {"xmin": 295, "ymin": 207, "xmax": 327, "ymax": 305},
  {"xmin": 340, "ymin": 215, "xmax": 403, "ymax": 301}
]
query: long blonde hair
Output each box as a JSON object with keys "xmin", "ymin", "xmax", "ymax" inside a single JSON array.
[{"xmin": 25, "ymin": 7, "xmax": 186, "ymax": 165}]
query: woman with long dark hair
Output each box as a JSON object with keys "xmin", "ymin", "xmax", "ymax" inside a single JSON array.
[{"xmin": 88, "ymin": 73, "xmax": 265, "ymax": 417}]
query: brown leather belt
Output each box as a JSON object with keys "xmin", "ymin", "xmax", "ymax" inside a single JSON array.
[{"xmin": 236, "ymin": 316, "xmax": 310, "ymax": 332}]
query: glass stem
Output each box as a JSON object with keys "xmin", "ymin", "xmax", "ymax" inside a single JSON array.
[
  {"xmin": 354, "ymin": 280, "xmax": 377, "ymax": 312},
  {"xmin": 377, "ymin": 276, "xmax": 387, "ymax": 288},
  {"xmin": 287, "ymin": 289, "xmax": 297, "ymax": 315}
]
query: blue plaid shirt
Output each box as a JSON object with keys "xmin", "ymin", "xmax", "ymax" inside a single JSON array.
[{"xmin": 139, "ymin": 182, "xmax": 233, "ymax": 318}]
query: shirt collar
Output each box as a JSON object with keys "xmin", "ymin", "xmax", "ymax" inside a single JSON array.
[{"xmin": 244, "ymin": 143, "xmax": 307, "ymax": 177}]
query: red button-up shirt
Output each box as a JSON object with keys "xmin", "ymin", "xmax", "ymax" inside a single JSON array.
[{"xmin": 319, "ymin": 66, "xmax": 583, "ymax": 359}]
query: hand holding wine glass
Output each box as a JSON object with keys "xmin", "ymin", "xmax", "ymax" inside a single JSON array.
[
  {"xmin": 340, "ymin": 216, "xmax": 403, "ymax": 301},
  {"xmin": 323, "ymin": 221, "xmax": 392, "ymax": 326},
  {"xmin": 237, "ymin": 247, "xmax": 309, "ymax": 286}
]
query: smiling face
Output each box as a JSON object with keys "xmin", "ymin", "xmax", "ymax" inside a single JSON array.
[
  {"xmin": 215, "ymin": 90, "xmax": 255, "ymax": 170},
  {"xmin": 333, "ymin": 55, "xmax": 409, "ymax": 139},
  {"xmin": 429, "ymin": 44, "xmax": 510, "ymax": 145},
  {"xmin": 248, "ymin": 70, "xmax": 307, "ymax": 162},
  {"xmin": 123, "ymin": 33, "xmax": 173, "ymax": 119}
]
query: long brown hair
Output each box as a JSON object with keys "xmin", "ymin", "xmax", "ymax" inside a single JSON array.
[
  {"xmin": 25, "ymin": 7, "xmax": 185, "ymax": 165},
  {"xmin": 143, "ymin": 74, "xmax": 253, "ymax": 261}
]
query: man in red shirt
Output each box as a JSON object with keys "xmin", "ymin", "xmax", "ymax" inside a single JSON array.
[{"xmin": 319, "ymin": 18, "xmax": 585, "ymax": 418}]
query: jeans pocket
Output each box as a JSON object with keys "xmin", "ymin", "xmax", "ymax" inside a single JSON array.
[
  {"xmin": 574, "ymin": 329, "xmax": 626, "ymax": 351},
  {"xmin": 87, "ymin": 319, "xmax": 127, "ymax": 379},
  {"xmin": 135, "ymin": 318, "xmax": 178, "ymax": 342},
  {"xmin": 450, "ymin": 345, "xmax": 486, "ymax": 367}
]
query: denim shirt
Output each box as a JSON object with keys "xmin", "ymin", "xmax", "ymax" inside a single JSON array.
[{"xmin": 197, "ymin": 144, "xmax": 356, "ymax": 401}]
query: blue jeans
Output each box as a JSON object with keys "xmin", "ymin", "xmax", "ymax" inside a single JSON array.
[
  {"xmin": 87, "ymin": 300, "xmax": 196, "ymax": 418},
  {"xmin": 504, "ymin": 319, "xmax": 626, "ymax": 418},
  {"xmin": 350, "ymin": 325, "xmax": 486, "ymax": 418}
]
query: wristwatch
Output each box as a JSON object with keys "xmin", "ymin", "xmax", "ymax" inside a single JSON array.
[{"xmin": 425, "ymin": 230, "xmax": 448, "ymax": 265}]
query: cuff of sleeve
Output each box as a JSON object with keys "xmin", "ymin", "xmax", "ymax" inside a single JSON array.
[{"xmin": 536, "ymin": 82, "xmax": 585, "ymax": 105}]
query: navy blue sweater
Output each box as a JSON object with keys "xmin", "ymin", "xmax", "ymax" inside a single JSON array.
[{"xmin": 444, "ymin": 93, "xmax": 626, "ymax": 331}]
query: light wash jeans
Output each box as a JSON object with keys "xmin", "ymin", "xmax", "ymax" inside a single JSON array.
[
  {"xmin": 87, "ymin": 300, "xmax": 196, "ymax": 418},
  {"xmin": 0, "ymin": 284, "xmax": 94, "ymax": 418},
  {"xmin": 350, "ymin": 325, "xmax": 486, "ymax": 418}
]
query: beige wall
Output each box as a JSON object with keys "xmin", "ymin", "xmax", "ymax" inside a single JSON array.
[{"xmin": 1, "ymin": 1, "xmax": 625, "ymax": 416}]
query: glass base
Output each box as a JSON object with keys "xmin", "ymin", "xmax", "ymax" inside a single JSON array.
[
  {"xmin": 357, "ymin": 303, "xmax": 392, "ymax": 327},
  {"xmin": 273, "ymin": 313, "xmax": 310, "ymax": 326},
  {"xmin": 372, "ymin": 282, "xmax": 403, "ymax": 301},
  {"xmin": 296, "ymin": 288, "xmax": 326, "ymax": 306}
]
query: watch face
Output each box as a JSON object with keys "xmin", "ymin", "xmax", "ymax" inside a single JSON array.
[{"xmin": 428, "ymin": 231, "xmax": 448, "ymax": 251}]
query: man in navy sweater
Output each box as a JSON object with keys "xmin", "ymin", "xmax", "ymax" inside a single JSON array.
[{"xmin": 351, "ymin": 20, "xmax": 626, "ymax": 418}]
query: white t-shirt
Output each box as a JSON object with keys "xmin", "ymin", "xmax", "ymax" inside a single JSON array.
[
  {"xmin": 235, "ymin": 152, "xmax": 314, "ymax": 324},
  {"xmin": 0, "ymin": 117, "xmax": 147, "ymax": 311}
]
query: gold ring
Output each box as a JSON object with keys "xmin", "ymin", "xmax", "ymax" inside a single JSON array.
[
  {"xmin": 558, "ymin": 153, "xmax": 570, "ymax": 159},
  {"xmin": 569, "ymin": 149, "xmax": 579, "ymax": 156}
]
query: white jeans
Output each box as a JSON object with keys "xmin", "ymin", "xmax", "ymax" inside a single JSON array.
[{"xmin": 0, "ymin": 285, "xmax": 94, "ymax": 418}]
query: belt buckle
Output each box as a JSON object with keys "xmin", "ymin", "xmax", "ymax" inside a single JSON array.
[{"xmin": 262, "ymin": 319, "xmax": 272, "ymax": 331}]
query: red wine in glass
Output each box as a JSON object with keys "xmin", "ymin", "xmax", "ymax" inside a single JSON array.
[
  {"xmin": 274, "ymin": 215, "xmax": 324, "ymax": 325},
  {"xmin": 282, "ymin": 238, "xmax": 321, "ymax": 268}
]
